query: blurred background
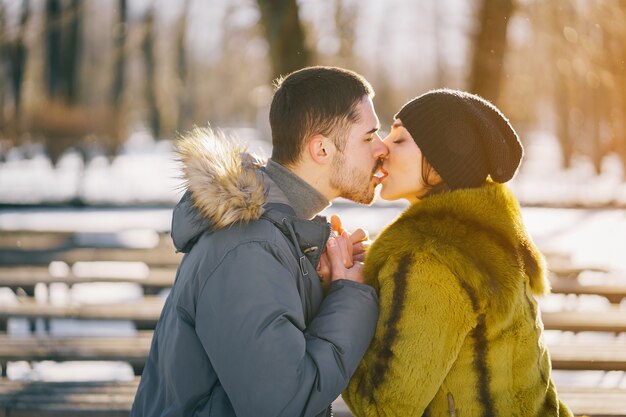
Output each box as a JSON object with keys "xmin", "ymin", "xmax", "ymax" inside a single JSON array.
[
  {"xmin": 1, "ymin": 0, "xmax": 626, "ymax": 403},
  {"xmin": 0, "ymin": 0, "xmax": 625, "ymax": 205}
]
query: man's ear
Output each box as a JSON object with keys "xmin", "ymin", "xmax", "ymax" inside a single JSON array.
[{"xmin": 308, "ymin": 134, "xmax": 334, "ymax": 164}]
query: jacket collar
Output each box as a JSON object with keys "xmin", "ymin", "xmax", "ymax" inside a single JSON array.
[
  {"xmin": 264, "ymin": 159, "xmax": 329, "ymax": 220},
  {"xmin": 368, "ymin": 182, "xmax": 548, "ymax": 297}
]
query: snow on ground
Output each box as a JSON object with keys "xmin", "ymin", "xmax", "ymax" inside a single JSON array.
[
  {"xmin": 0, "ymin": 128, "xmax": 268, "ymax": 205},
  {"xmin": 509, "ymin": 131, "xmax": 626, "ymax": 206},
  {"xmin": 1, "ymin": 128, "xmax": 626, "ymax": 386},
  {"xmin": 1, "ymin": 128, "xmax": 626, "ymax": 207}
]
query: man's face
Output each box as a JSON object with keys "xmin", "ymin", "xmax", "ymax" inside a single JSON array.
[{"xmin": 330, "ymin": 96, "xmax": 388, "ymax": 204}]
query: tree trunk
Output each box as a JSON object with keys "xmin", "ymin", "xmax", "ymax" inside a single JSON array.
[
  {"xmin": 111, "ymin": 0, "xmax": 126, "ymax": 107},
  {"xmin": 548, "ymin": 2, "xmax": 576, "ymax": 169},
  {"xmin": 334, "ymin": 0, "xmax": 357, "ymax": 65},
  {"xmin": 11, "ymin": 0, "xmax": 29, "ymax": 117},
  {"xmin": 45, "ymin": 0, "xmax": 81, "ymax": 105},
  {"xmin": 616, "ymin": 2, "xmax": 626, "ymax": 173},
  {"xmin": 555, "ymin": 76, "xmax": 573, "ymax": 169},
  {"xmin": 0, "ymin": 2, "xmax": 6, "ymax": 131},
  {"xmin": 142, "ymin": 8, "xmax": 160, "ymax": 139},
  {"xmin": 468, "ymin": 0, "xmax": 515, "ymax": 104},
  {"xmin": 107, "ymin": 0, "xmax": 127, "ymax": 154},
  {"xmin": 45, "ymin": 0, "xmax": 63, "ymax": 100},
  {"xmin": 255, "ymin": 0, "xmax": 310, "ymax": 79},
  {"xmin": 177, "ymin": 0, "xmax": 191, "ymax": 131},
  {"xmin": 621, "ymin": 79, "xmax": 626, "ymax": 174},
  {"xmin": 63, "ymin": 0, "xmax": 81, "ymax": 105},
  {"xmin": 432, "ymin": 0, "xmax": 447, "ymax": 87}
]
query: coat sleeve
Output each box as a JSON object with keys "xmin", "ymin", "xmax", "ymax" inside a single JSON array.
[
  {"xmin": 344, "ymin": 253, "xmax": 477, "ymax": 417},
  {"xmin": 195, "ymin": 240, "xmax": 378, "ymax": 417}
]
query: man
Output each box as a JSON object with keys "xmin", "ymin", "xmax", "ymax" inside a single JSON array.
[{"xmin": 131, "ymin": 66, "xmax": 388, "ymax": 417}]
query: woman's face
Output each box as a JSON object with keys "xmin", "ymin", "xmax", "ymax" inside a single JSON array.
[{"xmin": 377, "ymin": 119, "xmax": 438, "ymax": 203}]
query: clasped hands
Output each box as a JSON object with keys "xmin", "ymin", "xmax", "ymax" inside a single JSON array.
[{"xmin": 317, "ymin": 215, "xmax": 370, "ymax": 285}]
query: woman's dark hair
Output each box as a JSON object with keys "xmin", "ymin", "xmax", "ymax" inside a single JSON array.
[
  {"xmin": 420, "ymin": 155, "xmax": 450, "ymax": 198},
  {"xmin": 269, "ymin": 66, "xmax": 374, "ymax": 166}
]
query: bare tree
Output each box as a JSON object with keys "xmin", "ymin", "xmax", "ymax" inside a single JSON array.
[
  {"xmin": 45, "ymin": 0, "xmax": 63, "ymax": 100},
  {"xmin": 44, "ymin": 0, "xmax": 81, "ymax": 104},
  {"xmin": 42, "ymin": 0, "xmax": 86, "ymax": 165},
  {"xmin": 0, "ymin": 2, "xmax": 6, "ymax": 131},
  {"xmin": 469, "ymin": 0, "xmax": 515, "ymax": 104},
  {"xmin": 111, "ymin": 0, "xmax": 126, "ymax": 109},
  {"xmin": 9, "ymin": 0, "xmax": 30, "ymax": 120},
  {"xmin": 608, "ymin": 1, "xmax": 626, "ymax": 172},
  {"xmin": 335, "ymin": 0, "xmax": 358, "ymax": 64},
  {"xmin": 584, "ymin": 6, "xmax": 610, "ymax": 175},
  {"xmin": 176, "ymin": 0, "xmax": 191, "ymax": 131},
  {"xmin": 255, "ymin": 0, "xmax": 310, "ymax": 79},
  {"xmin": 547, "ymin": 2, "xmax": 576, "ymax": 168},
  {"xmin": 142, "ymin": 7, "xmax": 160, "ymax": 139},
  {"xmin": 64, "ymin": 0, "xmax": 81, "ymax": 104},
  {"xmin": 432, "ymin": 0, "xmax": 447, "ymax": 87}
]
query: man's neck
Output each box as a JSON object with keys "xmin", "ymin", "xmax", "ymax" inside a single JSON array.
[{"xmin": 265, "ymin": 159, "xmax": 330, "ymax": 219}]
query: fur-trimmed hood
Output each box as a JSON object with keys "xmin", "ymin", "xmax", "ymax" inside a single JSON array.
[
  {"xmin": 171, "ymin": 128, "xmax": 331, "ymax": 266},
  {"xmin": 171, "ymin": 128, "xmax": 270, "ymax": 252}
]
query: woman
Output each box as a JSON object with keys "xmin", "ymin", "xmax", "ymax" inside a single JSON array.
[{"xmin": 343, "ymin": 89, "xmax": 572, "ymax": 416}]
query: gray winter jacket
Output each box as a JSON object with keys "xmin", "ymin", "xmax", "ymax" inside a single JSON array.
[{"xmin": 130, "ymin": 129, "xmax": 379, "ymax": 417}]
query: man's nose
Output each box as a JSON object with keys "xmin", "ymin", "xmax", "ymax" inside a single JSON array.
[{"xmin": 372, "ymin": 135, "xmax": 389, "ymax": 159}]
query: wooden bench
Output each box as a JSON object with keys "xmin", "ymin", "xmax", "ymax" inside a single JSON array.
[
  {"xmin": 549, "ymin": 274, "xmax": 626, "ymax": 303},
  {"xmin": 548, "ymin": 265, "xmax": 609, "ymax": 278},
  {"xmin": 3, "ymin": 296, "xmax": 625, "ymax": 333},
  {"xmin": 0, "ymin": 229, "xmax": 181, "ymax": 267},
  {"xmin": 0, "ymin": 378, "xmax": 624, "ymax": 417},
  {"xmin": 0, "ymin": 247, "xmax": 183, "ymax": 267},
  {"xmin": 542, "ymin": 308, "xmax": 626, "ymax": 333},
  {"xmin": 0, "ymin": 265, "xmax": 175, "ymax": 294},
  {"xmin": 0, "ymin": 230, "xmax": 172, "ymax": 250},
  {"xmin": 2, "ymin": 266, "xmax": 625, "ymax": 302},
  {"xmin": 557, "ymin": 387, "xmax": 626, "ymax": 416},
  {"xmin": 1, "ymin": 229, "xmax": 625, "ymax": 415},
  {"xmin": 0, "ymin": 378, "xmax": 138, "ymax": 417},
  {"xmin": 548, "ymin": 339, "xmax": 626, "ymax": 371},
  {"xmin": 0, "ymin": 332, "xmax": 153, "ymax": 376},
  {"xmin": 0, "ymin": 297, "xmax": 165, "ymax": 332},
  {"xmin": 1, "ymin": 331, "xmax": 626, "ymax": 377}
]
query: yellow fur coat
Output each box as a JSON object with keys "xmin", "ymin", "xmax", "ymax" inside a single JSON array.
[{"xmin": 343, "ymin": 182, "xmax": 572, "ymax": 416}]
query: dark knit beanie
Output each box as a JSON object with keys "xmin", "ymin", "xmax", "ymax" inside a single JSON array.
[{"xmin": 394, "ymin": 89, "xmax": 523, "ymax": 190}]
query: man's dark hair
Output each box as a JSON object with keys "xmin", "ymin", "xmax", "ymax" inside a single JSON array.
[{"xmin": 269, "ymin": 66, "xmax": 374, "ymax": 166}]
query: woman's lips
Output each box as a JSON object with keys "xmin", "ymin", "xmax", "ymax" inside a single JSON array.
[{"xmin": 373, "ymin": 167, "xmax": 388, "ymax": 183}]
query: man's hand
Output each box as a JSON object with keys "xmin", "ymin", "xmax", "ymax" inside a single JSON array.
[{"xmin": 325, "ymin": 235, "xmax": 364, "ymax": 283}]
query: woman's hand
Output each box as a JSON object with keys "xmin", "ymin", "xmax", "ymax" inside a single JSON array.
[
  {"xmin": 330, "ymin": 214, "xmax": 371, "ymax": 263},
  {"xmin": 325, "ymin": 234, "xmax": 364, "ymax": 283}
]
